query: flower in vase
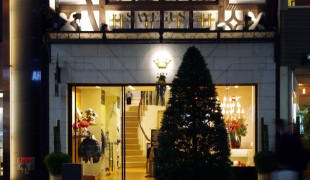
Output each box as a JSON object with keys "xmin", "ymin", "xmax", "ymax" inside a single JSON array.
[{"xmin": 225, "ymin": 118, "xmax": 248, "ymax": 137}]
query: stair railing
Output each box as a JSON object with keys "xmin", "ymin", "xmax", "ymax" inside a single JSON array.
[{"xmin": 138, "ymin": 91, "xmax": 151, "ymax": 142}]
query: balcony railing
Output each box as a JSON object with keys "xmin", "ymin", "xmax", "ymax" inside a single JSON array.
[{"xmin": 48, "ymin": 29, "xmax": 276, "ymax": 44}]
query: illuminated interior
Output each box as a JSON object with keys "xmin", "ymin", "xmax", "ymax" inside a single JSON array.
[{"xmin": 70, "ymin": 84, "xmax": 256, "ymax": 178}]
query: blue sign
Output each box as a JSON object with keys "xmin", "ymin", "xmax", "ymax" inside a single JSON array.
[{"xmin": 32, "ymin": 70, "xmax": 41, "ymax": 81}]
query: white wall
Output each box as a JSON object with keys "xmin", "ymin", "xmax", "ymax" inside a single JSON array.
[{"xmin": 49, "ymin": 43, "xmax": 275, "ymax": 152}]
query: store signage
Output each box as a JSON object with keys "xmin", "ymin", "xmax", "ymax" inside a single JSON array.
[
  {"xmin": 17, "ymin": 156, "xmax": 35, "ymax": 174},
  {"xmin": 32, "ymin": 70, "xmax": 41, "ymax": 81}
]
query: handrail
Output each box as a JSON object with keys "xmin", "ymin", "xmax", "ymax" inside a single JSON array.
[{"xmin": 138, "ymin": 91, "xmax": 151, "ymax": 142}]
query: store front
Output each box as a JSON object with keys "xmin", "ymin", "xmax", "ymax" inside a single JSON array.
[
  {"xmin": 68, "ymin": 84, "xmax": 256, "ymax": 178},
  {"xmin": 49, "ymin": 43, "xmax": 275, "ymax": 178}
]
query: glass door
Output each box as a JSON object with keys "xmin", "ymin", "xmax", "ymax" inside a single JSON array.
[
  {"xmin": 69, "ymin": 85, "xmax": 169, "ymax": 179},
  {"xmin": 70, "ymin": 85, "xmax": 124, "ymax": 179}
]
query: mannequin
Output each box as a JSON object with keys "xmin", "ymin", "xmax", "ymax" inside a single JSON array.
[{"xmin": 125, "ymin": 91, "xmax": 133, "ymax": 105}]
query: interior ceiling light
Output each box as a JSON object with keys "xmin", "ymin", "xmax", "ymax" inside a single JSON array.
[
  {"xmin": 303, "ymin": 88, "xmax": 306, "ymax": 95},
  {"xmin": 128, "ymin": 85, "xmax": 135, "ymax": 90}
]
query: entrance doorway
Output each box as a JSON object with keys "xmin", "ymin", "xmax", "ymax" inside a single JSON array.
[{"xmin": 69, "ymin": 85, "xmax": 169, "ymax": 179}]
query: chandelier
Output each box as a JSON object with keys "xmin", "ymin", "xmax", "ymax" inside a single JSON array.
[{"xmin": 220, "ymin": 86, "xmax": 244, "ymax": 119}]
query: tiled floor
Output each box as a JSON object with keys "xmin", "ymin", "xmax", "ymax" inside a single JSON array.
[{"xmin": 101, "ymin": 168, "xmax": 156, "ymax": 180}]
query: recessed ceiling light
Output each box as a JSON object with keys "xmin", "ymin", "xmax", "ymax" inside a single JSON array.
[
  {"xmin": 128, "ymin": 85, "xmax": 135, "ymax": 90},
  {"xmin": 303, "ymin": 88, "xmax": 306, "ymax": 95}
]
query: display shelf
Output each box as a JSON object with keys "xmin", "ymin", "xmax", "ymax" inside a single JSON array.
[
  {"xmin": 230, "ymin": 149, "xmax": 253, "ymax": 166},
  {"xmin": 230, "ymin": 149, "xmax": 252, "ymax": 158}
]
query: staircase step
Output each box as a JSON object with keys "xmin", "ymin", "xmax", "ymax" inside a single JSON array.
[
  {"xmin": 124, "ymin": 104, "xmax": 147, "ymax": 169},
  {"xmin": 126, "ymin": 156, "xmax": 146, "ymax": 162},
  {"xmin": 126, "ymin": 162, "xmax": 145, "ymax": 168},
  {"xmin": 126, "ymin": 127, "xmax": 138, "ymax": 133},
  {"xmin": 126, "ymin": 150, "xmax": 143, "ymax": 156},
  {"xmin": 126, "ymin": 111, "xmax": 138, "ymax": 116},
  {"xmin": 126, "ymin": 138, "xmax": 139, "ymax": 144},
  {"xmin": 125, "ymin": 116, "xmax": 139, "ymax": 121},
  {"xmin": 126, "ymin": 121, "xmax": 139, "ymax": 127},
  {"xmin": 129, "ymin": 106, "xmax": 139, "ymax": 112},
  {"xmin": 126, "ymin": 144, "xmax": 140, "ymax": 149},
  {"xmin": 125, "ymin": 133, "xmax": 138, "ymax": 138}
]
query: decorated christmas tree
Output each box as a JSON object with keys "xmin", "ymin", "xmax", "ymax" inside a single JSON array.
[{"xmin": 154, "ymin": 46, "xmax": 232, "ymax": 180}]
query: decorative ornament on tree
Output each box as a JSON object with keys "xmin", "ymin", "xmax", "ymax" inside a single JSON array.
[{"xmin": 155, "ymin": 74, "xmax": 166, "ymax": 106}]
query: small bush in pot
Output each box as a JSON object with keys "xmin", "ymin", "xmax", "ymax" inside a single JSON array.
[
  {"xmin": 44, "ymin": 152, "xmax": 71, "ymax": 175},
  {"xmin": 44, "ymin": 120, "xmax": 71, "ymax": 178},
  {"xmin": 254, "ymin": 151, "xmax": 276, "ymax": 175}
]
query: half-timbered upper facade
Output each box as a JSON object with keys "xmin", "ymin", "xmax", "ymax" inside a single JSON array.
[{"xmin": 47, "ymin": 0, "xmax": 277, "ymax": 43}]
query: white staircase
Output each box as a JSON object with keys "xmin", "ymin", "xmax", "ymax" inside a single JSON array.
[{"xmin": 125, "ymin": 106, "xmax": 146, "ymax": 168}]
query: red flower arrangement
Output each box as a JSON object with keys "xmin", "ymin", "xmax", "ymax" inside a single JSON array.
[{"xmin": 225, "ymin": 118, "xmax": 247, "ymax": 137}]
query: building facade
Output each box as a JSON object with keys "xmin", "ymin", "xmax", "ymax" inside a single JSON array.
[
  {"xmin": 47, "ymin": 0, "xmax": 278, "ymax": 178},
  {"xmin": 9, "ymin": 0, "xmax": 310, "ymax": 179}
]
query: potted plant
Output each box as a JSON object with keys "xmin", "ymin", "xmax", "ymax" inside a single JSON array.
[
  {"xmin": 254, "ymin": 151, "xmax": 277, "ymax": 180},
  {"xmin": 44, "ymin": 152, "xmax": 71, "ymax": 179},
  {"xmin": 44, "ymin": 120, "xmax": 71, "ymax": 180}
]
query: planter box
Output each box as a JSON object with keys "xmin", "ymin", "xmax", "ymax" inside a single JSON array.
[
  {"xmin": 62, "ymin": 163, "xmax": 83, "ymax": 180},
  {"xmin": 83, "ymin": 173, "xmax": 100, "ymax": 180},
  {"xmin": 232, "ymin": 167, "xmax": 258, "ymax": 180}
]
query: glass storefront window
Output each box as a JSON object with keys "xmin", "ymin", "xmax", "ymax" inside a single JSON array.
[
  {"xmin": 217, "ymin": 85, "xmax": 256, "ymax": 166},
  {"xmin": 69, "ymin": 84, "xmax": 256, "ymax": 178}
]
